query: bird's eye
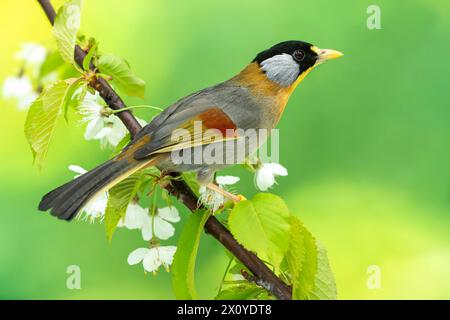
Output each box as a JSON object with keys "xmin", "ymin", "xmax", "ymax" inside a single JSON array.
[{"xmin": 293, "ymin": 50, "xmax": 305, "ymax": 62}]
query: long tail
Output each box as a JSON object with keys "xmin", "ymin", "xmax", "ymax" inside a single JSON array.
[{"xmin": 38, "ymin": 157, "xmax": 154, "ymax": 221}]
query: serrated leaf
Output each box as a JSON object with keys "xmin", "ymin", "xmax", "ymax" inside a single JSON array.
[
  {"xmin": 172, "ymin": 210, "xmax": 210, "ymax": 300},
  {"xmin": 53, "ymin": 0, "xmax": 81, "ymax": 65},
  {"xmin": 308, "ymin": 242, "xmax": 337, "ymax": 300},
  {"xmin": 228, "ymin": 193, "xmax": 291, "ymax": 271},
  {"xmin": 97, "ymin": 53, "xmax": 145, "ymax": 98},
  {"xmin": 104, "ymin": 171, "xmax": 144, "ymax": 241},
  {"xmin": 215, "ymin": 284, "xmax": 267, "ymax": 300},
  {"xmin": 24, "ymin": 80, "xmax": 69, "ymax": 169},
  {"xmin": 286, "ymin": 216, "xmax": 337, "ymax": 300},
  {"xmin": 291, "ymin": 217, "xmax": 317, "ymax": 300},
  {"xmin": 284, "ymin": 216, "xmax": 306, "ymax": 284}
]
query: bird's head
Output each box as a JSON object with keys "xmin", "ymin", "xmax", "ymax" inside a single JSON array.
[{"xmin": 253, "ymin": 40, "xmax": 343, "ymax": 88}]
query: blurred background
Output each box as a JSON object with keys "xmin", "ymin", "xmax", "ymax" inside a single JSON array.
[{"xmin": 1, "ymin": 0, "xmax": 449, "ymax": 299}]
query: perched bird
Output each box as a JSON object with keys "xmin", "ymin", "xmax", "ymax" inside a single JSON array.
[{"xmin": 39, "ymin": 40, "xmax": 342, "ymax": 220}]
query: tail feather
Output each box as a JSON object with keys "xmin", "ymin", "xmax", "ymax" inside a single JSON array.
[{"xmin": 39, "ymin": 158, "xmax": 147, "ymax": 221}]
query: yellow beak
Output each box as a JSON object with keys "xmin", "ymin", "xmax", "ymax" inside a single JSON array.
[{"xmin": 316, "ymin": 48, "xmax": 344, "ymax": 63}]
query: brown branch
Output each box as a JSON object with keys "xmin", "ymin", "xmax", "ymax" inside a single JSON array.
[{"xmin": 37, "ymin": 0, "xmax": 292, "ymax": 300}]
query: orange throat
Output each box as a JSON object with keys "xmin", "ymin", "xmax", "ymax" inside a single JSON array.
[{"xmin": 232, "ymin": 62, "xmax": 313, "ymax": 122}]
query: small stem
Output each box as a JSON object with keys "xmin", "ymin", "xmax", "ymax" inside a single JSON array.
[
  {"xmin": 110, "ymin": 105, "xmax": 163, "ymax": 114},
  {"xmin": 150, "ymin": 187, "xmax": 159, "ymax": 238}
]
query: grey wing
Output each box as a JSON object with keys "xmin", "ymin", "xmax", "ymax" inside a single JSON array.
[{"xmin": 131, "ymin": 82, "xmax": 261, "ymax": 160}]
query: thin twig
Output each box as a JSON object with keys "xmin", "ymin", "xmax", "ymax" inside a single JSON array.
[{"xmin": 36, "ymin": 0, "xmax": 292, "ymax": 300}]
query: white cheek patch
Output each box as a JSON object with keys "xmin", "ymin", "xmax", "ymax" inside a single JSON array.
[{"xmin": 260, "ymin": 53, "xmax": 300, "ymax": 87}]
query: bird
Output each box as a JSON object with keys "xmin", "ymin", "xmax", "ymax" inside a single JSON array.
[{"xmin": 38, "ymin": 40, "xmax": 343, "ymax": 220}]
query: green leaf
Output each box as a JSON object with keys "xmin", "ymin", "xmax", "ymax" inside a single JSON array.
[
  {"xmin": 66, "ymin": 81, "xmax": 87, "ymax": 112},
  {"xmin": 62, "ymin": 77, "xmax": 84, "ymax": 120},
  {"xmin": 287, "ymin": 216, "xmax": 317, "ymax": 299},
  {"xmin": 284, "ymin": 216, "xmax": 305, "ymax": 285},
  {"xmin": 104, "ymin": 171, "xmax": 144, "ymax": 241},
  {"xmin": 228, "ymin": 193, "xmax": 291, "ymax": 271},
  {"xmin": 172, "ymin": 210, "xmax": 210, "ymax": 300},
  {"xmin": 97, "ymin": 53, "xmax": 146, "ymax": 98},
  {"xmin": 308, "ymin": 242, "xmax": 337, "ymax": 300},
  {"xmin": 215, "ymin": 284, "xmax": 268, "ymax": 300},
  {"xmin": 286, "ymin": 216, "xmax": 337, "ymax": 300},
  {"xmin": 53, "ymin": 0, "xmax": 81, "ymax": 65},
  {"xmin": 82, "ymin": 42, "xmax": 97, "ymax": 71},
  {"xmin": 24, "ymin": 80, "xmax": 70, "ymax": 168}
]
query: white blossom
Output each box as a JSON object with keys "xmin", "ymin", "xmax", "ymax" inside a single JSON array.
[
  {"xmin": 199, "ymin": 175, "xmax": 240, "ymax": 212},
  {"xmin": 216, "ymin": 175, "xmax": 240, "ymax": 185},
  {"xmin": 78, "ymin": 91, "xmax": 147, "ymax": 148},
  {"xmin": 2, "ymin": 76, "xmax": 37, "ymax": 110},
  {"xmin": 118, "ymin": 205, "xmax": 180, "ymax": 241},
  {"xmin": 127, "ymin": 246, "xmax": 177, "ymax": 273},
  {"xmin": 15, "ymin": 43, "xmax": 46, "ymax": 67},
  {"xmin": 141, "ymin": 206, "xmax": 180, "ymax": 241},
  {"xmin": 255, "ymin": 162, "xmax": 288, "ymax": 191},
  {"xmin": 69, "ymin": 164, "xmax": 108, "ymax": 222},
  {"xmin": 118, "ymin": 202, "xmax": 148, "ymax": 230}
]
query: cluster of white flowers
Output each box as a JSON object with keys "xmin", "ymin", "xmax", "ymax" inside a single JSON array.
[
  {"xmin": 199, "ymin": 175, "xmax": 240, "ymax": 212},
  {"xmin": 118, "ymin": 205, "xmax": 180, "ymax": 241},
  {"xmin": 69, "ymin": 164, "xmax": 179, "ymax": 273},
  {"xmin": 77, "ymin": 90, "xmax": 147, "ymax": 149},
  {"xmin": 2, "ymin": 43, "xmax": 47, "ymax": 110},
  {"xmin": 127, "ymin": 246, "xmax": 177, "ymax": 274},
  {"xmin": 121, "ymin": 204, "xmax": 180, "ymax": 273}
]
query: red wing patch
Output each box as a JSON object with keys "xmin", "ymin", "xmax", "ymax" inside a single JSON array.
[{"xmin": 195, "ymin": 108, "xmax": 237, "ymax": 137}]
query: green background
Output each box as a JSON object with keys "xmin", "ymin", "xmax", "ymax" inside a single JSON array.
[{"xmin": 1, "ymin": 0, "xmax": 449, "ymax": 299}]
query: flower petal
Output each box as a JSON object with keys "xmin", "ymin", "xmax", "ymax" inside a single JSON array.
[
  {"xmin": 141, "ymin": 214, "xmax": 154, "ymax": 241},
  {"xmin": 153, "ymin": 216, "xmax": 175, "ymax": 240},
  {"xmin": 158, "ymin": 246, "xmax": 177, "ymax": 268},
  {"xmin": 16, "ymin": 43, "xmax": 47, "ymax": 66},
  {"xmin": 142, "ymin": 248, "xmax": 161, "ymax": 273},
  {"xmin": 2, "ymin": 76, "xmax": 34, "ymax": 100},
  {"xmin": 158, "ymin": 206, "xmax": 180, "ymax": 223},
  {"xmin": 137, "ymin": 117, "xmax": 147, "ymax": 127},
  {"xmin": 105, "ymin": 116, "xmax": 127, "ymax": 146},
  {"xmin": 85, "ymin": 117, "xmax": 104, "ymax": 140},
  {"xmin": 255, "ymin": 166, "xmax": 276, "ymax": 191},
  {"xmin": 216, "ymin": 175, "xmax": 240, "ymax": 185},
  {"xmin": 17, "ymin": 91, "xmax": 38, "ymax": 111},
  {"xmin": 122, "ymin": 203, "xmax": 147, "ymax": 229},
  {"xmin": 127, "ymin": 248, "xmax": 149, "ymax": 265},
  {"xmin": 82, "ymin": 192, "xmax": 107, "ymax": 219},
  {"xmin": 93, "ymin": 126, "xmax": 111, "ymax": 140},
  {"xmin": 68, "ymin": 165, "xmax": 87, "ymax": 175},
  {"xmin": 267, "ymin": 163, "xmax": 288, "ymax": 176}
]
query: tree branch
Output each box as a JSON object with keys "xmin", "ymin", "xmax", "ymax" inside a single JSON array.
[{"xmin": 37, "ymin": 0, "xmax": 292, "ymax": 300}]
